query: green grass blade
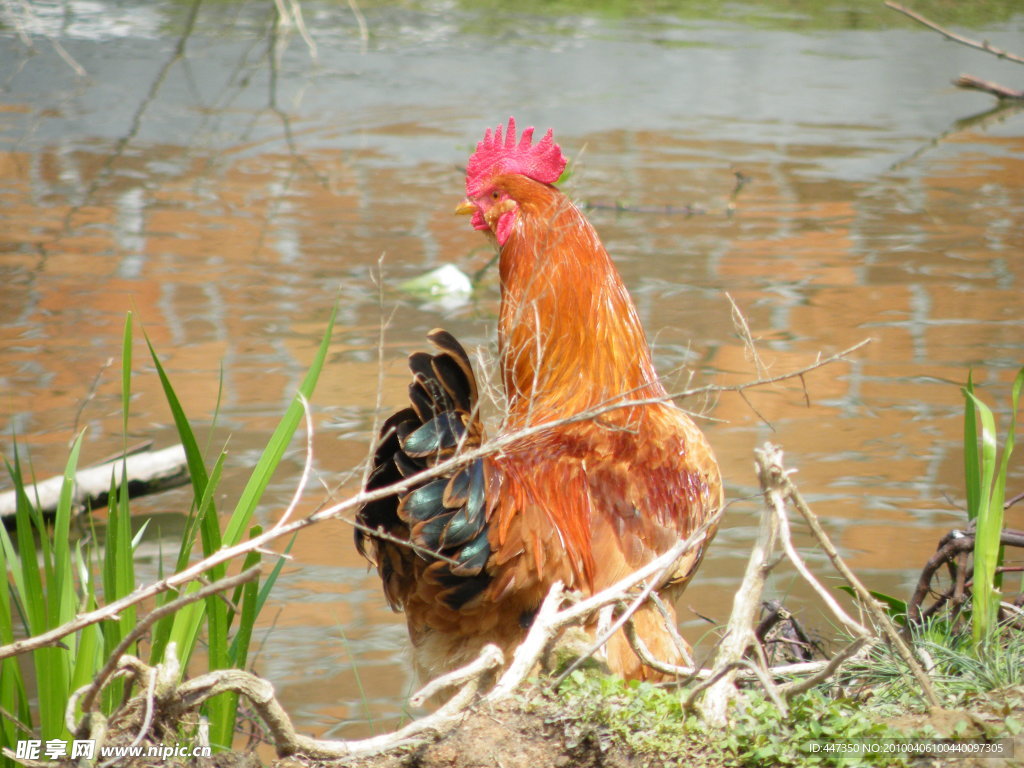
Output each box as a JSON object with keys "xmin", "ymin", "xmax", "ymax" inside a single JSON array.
[
  {"xmin": 2, "ymin": 459, "xmax": 31, "ymax": 633},
  {"xmin": 68, "ymin": 605, "xmax": 102, "ymax": 728},
  {"xmin": 12, "ymin": 469, "xmax": 60, "ymax": 739},
  {"xmin": 0, "ymin": 490, "xmax": 32, "ymax": 748},
  {"xmin": 151, "ymin": 449, "xmax": 226, "ymax": 667},
  {"xmin": 211, "ymin": 526, "xmax": 267, "ymax": 752},
  {"xmin": 968, "ymin": 393, "xmax": 997, "ymax": 523},
  {"xmin": 989, "ymin": 368, "xmax": 1022, "ymax": 591},
  {"xmin": 963, "ymin": 372, "xmax": 981, "ymax": 521},
  {"xmin": 122, "ymin": 312, "xmax": 133, "ymax": 436},
  {"xmin": 43, "ymin": 432, "xmax": 85, "ymax": 739},
  {"xmin": 145, "ymin": 331, "xmax": 211, "ymax": 504},
  {"xmin": 167, "ymin": 446, "xmax": 227, "ymax": 579},
  {"xmin": 114, "ymin": 464, "xmax": 137, "ymax": 644},
  {"xmin": 101, "ymin": 470, "xmax": 119, "ymax": 628},
  {"xmin": 964, "ymin": 368, "xmax": 1022, "ymax": 647},
  {"xmin": 7, "ymin": 437, "xmax": 82, "ymax": 740},
  {"xmin": 250, "ymin": 534, "xmax": 296, "ymax": 633},
  {"xmin": 52, "ymin": 433, "xmax": 84, "ymax": 631},
  {"xmin": 837, "ymin": 586, "xmax": 908, "ymax": 626},
  {"xmin": 144, "ymin": 330, "xmax": 217, "ymax": 670},
  {"xmin": 229, "ymin": 526, "xmax": 285, "ymax": 666},
  {"xmin": 966, "ymin": 391, "xmax": 998, "ymax": 644}
]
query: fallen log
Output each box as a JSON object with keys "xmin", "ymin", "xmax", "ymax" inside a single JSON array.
[{"xmin": 0, "ymin": 444, "xmax": 189, "ymax": 522}]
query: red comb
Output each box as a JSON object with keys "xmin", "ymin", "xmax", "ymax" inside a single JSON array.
[{"xmin": 465, "ymin": 117, "xmax": 567, "ymax": 196}]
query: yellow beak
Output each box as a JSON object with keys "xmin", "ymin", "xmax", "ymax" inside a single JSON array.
[{"xmin": 454, "ymin": 199, "xmax": 475, "ymax": 216}]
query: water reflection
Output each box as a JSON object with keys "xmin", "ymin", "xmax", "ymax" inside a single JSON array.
[{"xmin": 1, "ymin": 0, "xmax": 1023, "ymax": 739}]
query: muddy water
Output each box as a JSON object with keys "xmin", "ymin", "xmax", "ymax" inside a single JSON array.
[{"xmin": 2, "ymin": 0, "xmax": 1023, "ymax": 741}]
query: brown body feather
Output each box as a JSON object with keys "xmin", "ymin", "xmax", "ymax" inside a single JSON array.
[{"xmin": 357, "ymin": 171, "xmax": 722, "ymax": 681}]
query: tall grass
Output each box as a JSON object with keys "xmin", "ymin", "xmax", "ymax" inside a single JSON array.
[
  {"xmin": 962, "ymin": 367, "xmax": 1023, "ymax": 646},
  {"xmin": 0, "ymin": 308, "xmax": 335, "ymax": 762}
]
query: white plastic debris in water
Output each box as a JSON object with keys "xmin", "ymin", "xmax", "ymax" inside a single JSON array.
[{"xmin": 399, "ymin": 263, "xmax": 473, "ymax": 309}]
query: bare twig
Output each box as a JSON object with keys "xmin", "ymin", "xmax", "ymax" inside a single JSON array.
[
  {"xmin": 700, "ymin": 445, "xmax": 782, "ymax": 726},
  {"xmin": 624, "ymin": 608, "xmax": 842, "ymax": 684},
  {"xmin": 70, "ymin": 358, "xmax": 113, "ymax": 443},
  {"xmin": 884, "ymin": 2, "xmax": 1024, "ymax": 66},
  {"xmin": 770, "ymin": 445, "xmax": 941, "ymax": 708},
  {"xmin": 486, "ymin": 581, "xmax": 568, "ymax": 701},
  {"xmin": 0, "ymin": 341, "xmax": 867, "ymax": 663},
  {"xmin": 411, "ymin": 645, "xmax": 504, "ymax": 707},
  {"xmin": 273, "ymin": 0, "xmax": 318, "ymax": 59},
  {"xmin": 741, "ymin": 655, "xmax": 788, "ymax": 716},
  {"xmin": 650, "ymin": 591, "xmax": 695, "ymax": 666},
  {"xmin": 67, "ymin": 641, "xmax": 504, "ymax": 761},
  {"xmin": 127, "ymin": 664, "xmax": 159, "ymax": 756},
  {"xmin": 347, "ymin": 0, "xmax": 369, "ymax": 55},
  {"xmin": 278, "ymin": 393, "xmax": 314, "ymax": 529},
  {"xmin": 953, "ymin": 74, "xmax": 1024, "ymax": 101},
  {"xmin": 622, "ymin": 616, "xmax": 702, "ymax": 681},
  {"xmin": 727, "ymin": 292, "xmax": 768, "ymax": 380},
  {"xmin": 772, "ymin": 489, "xmax": 869, "ymax": 638},
  {"xmin": 683, "ymin": 660, "xmax": 749, "ymax": 713},
  {"xmin": 907, "ymin": 528, "xmax": 1024, "ymax": 624},
  {"xmin": 73, "ymin": 566, "xmax": 262, "ymax": 727}
]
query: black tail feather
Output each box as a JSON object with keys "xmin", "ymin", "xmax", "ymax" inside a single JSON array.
[{"xmin": 355, "ymin": 329, "xmax": 493, "ymax": 610}]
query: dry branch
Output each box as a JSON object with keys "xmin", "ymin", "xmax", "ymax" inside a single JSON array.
[
  {"xmin": 0, "ymin": 339, "xmax": 869, "ymax": 664},
  {"xmin": 908, "ymin": 527, "xmax": 1024, "ymax": 624},
  {"xmin": 776, "ymin": 637, "xmax": 870, "ymax": 698},
  {"xmin": 775, "ymin": 456, "xmax": 940, "ymax": 708},
  {"xmin": 37, "ymin": 440, "xmax": 915, "ymax": 763},
  {"xmin": 884, "ymin": 2, "xmax": 1024, "ymax": 102},
  {"xmin": 1, "ymin": 333, "xmax": 879, "ymax": 762},
  {"xmin": 72, "ymin": 566, "xmax": 262, "ymax": 727},
  {"xmin": 700, "ymin": 445, "xmax": 783, "ymax": 726},
  {"xmin": 700, "ymin": 442, "xmax": 943, "ymax": 726},
  {"xmin": 885, "ymin": 2, "xmax": 1024, "ymax": 66},
  {"xmin": 953, "ymin": 75, "xmax": 1024, "ymax": 101},
  {"xmin": 63, "ymin": 643, "xmax": 505, "ymax": 762}
]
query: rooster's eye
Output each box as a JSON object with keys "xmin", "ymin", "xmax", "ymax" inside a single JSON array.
[{"xmin": 491, "ymin": 191, "xmax": 500, "ymax": 200}]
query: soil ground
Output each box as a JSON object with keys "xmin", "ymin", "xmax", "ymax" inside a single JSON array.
[{"xmin": 103, "ymin": 685, "xmax": 1024, "ymax": 768}]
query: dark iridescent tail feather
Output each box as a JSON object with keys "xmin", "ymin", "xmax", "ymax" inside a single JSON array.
[{"xmin": 355, "ymin": 329, "xmax": 493, "ymax": 610}]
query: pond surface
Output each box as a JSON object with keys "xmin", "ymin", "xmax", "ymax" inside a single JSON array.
[{"xmin": 2, "ymin": 0, "xmax": 1023, "ymax": 743}]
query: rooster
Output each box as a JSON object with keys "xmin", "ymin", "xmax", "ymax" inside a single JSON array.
[{"xmin": 355, "ymin": 118, "xmax": 722, "ymax": 681}]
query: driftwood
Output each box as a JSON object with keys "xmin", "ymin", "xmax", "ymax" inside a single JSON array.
[{"xmin": 0, "ymin": 444, "xmax": 189, "ymax": 522}]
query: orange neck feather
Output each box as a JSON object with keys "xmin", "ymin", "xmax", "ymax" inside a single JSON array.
[{"xmin": 494, "ymin": 175, "xmax": 665, "ymax": 426}]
